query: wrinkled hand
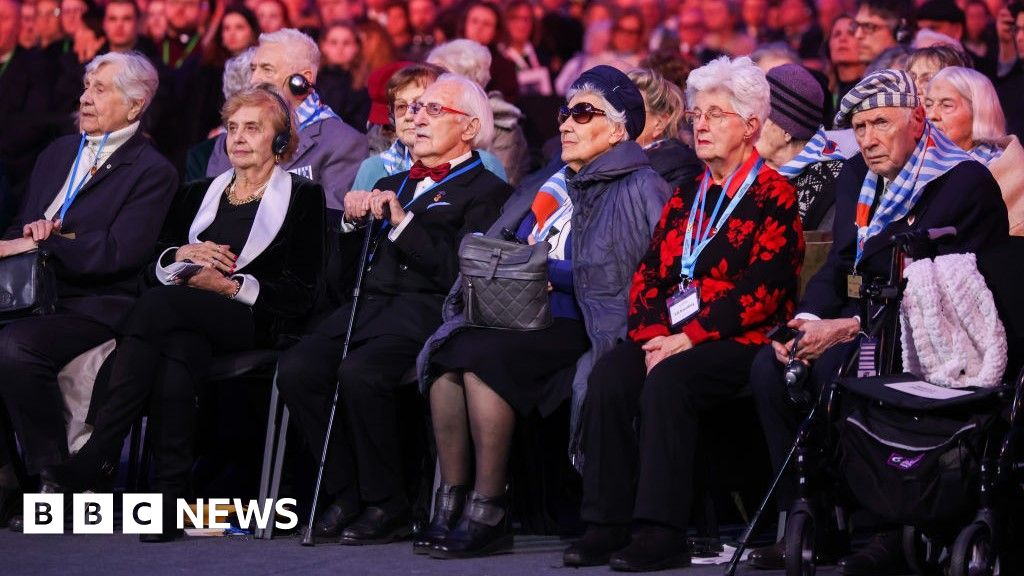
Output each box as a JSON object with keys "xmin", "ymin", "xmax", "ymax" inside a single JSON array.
[
  {"xmin": 787, "ymin": 317, "xmax": 860, "ymax": 362},
  {"xmin": 187, "ymin": 267, "xmax": 237, "ymax": 295},
  {"xmin": 23, "ymin": 219, "xmax": 60, "ymax": 241},
  {"xmin": 343, "ymin": 190, "xmax": 372, "ymax": 222},
  {"xmin": 368, "ymin": 189, "xmax": 405, "ymax": 226},
  {"xmin": 642, "ymin": 333, "xmax": 694, "ymax": 374},
  {"xmin": 175, "ymin": 241, "xmax": 236, "ymax": 274}
]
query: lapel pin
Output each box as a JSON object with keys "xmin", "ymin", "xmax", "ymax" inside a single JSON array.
[{"xmin": 433, "ymin": 191, "xmax": 446, "ymax": 202}]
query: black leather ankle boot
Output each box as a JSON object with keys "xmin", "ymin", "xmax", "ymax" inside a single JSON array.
[
  {"xmin": 429, "ymin": 491, "xmax": 513, "ymax": 559},
  {"xmin": 412, "ymin": 484, "xmax": 469, "ymax": 554}
]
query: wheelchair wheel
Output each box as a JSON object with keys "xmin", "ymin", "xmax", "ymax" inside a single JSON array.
[
  {"xmin": 902, "ymin": 525, "xmax": 943, "ymax": 576},
  {"xmin": 785, "ymin": 511, "xmax": 816, "ymax": 576},
  {"xmin": 950, "ymin": 521, "xmax": 996, "ymax": 576}
]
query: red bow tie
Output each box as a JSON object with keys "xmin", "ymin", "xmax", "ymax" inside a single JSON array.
[{"xmin": 409, "ymin": 161, "xmax": 451, "ymax": 181}]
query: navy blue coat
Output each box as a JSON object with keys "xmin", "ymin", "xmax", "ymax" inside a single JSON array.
[{"xmin": 5, "ymin": 131, "xmax": 179, "ymax": 326}]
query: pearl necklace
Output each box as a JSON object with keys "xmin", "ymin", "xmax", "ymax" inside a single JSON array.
[{"xmin": 226, "ymin": 175, "xmax": 271, "ymax": 206}]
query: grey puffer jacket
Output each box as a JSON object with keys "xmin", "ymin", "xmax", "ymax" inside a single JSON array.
[{"xmin": 416, "ymin": 141, "xmax": 670, "ymax": 470}]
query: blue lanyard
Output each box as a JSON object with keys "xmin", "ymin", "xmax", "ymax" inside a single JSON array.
[
  {"xmin": 298, "ymin": 106, "xmax": 324, "ymax": 131},
  {"xmin": 368, "ymin": 158, "xmax": 483, "ymax": 261},
  {"xmin": 680, "ymin": 158, "xmax": 763, "ymax": 280},
  {"xmin": 58, "ymin": 132, "xmax": 109, "ymax": 222}
]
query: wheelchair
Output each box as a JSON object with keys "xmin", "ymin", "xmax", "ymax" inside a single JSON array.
[{"xmin": 728, "ymin": 234, "xmax": 1024, "ymax": 576}]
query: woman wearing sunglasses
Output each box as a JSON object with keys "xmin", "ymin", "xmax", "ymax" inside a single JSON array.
[
  {"xmin": 417, "ymin": 65, "xmax": 671, "ymax": 559},
  {"xmin": 564, "ymin": 56, "xmax": 804, "ymax": 572}
]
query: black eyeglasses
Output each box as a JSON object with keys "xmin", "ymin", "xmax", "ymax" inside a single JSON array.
[{"xmin": 558, "ymin": 102, "xmax": 608, "ymax": 125}]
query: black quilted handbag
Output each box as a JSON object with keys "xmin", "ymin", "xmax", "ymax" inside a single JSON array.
[
  {"xmin": 0, "ymin": 249, "xmax": 58, "ymax": 323},
  {"xmin": 459, "ymin": 234, "xmax": 553, "ymax": 330}
]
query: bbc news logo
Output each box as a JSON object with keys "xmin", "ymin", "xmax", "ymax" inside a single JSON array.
[{"xmin": 23, "ymin": 494, "xmax": 298, "ymax": 534}]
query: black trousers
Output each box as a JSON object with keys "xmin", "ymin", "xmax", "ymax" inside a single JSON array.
[
  {"xmin": 276, "ymin": 319, "xmax": 422, "ymax": 512},
  {"xmin": 748, "ymin": 341, "xmax": 855, "ymax": 512},
  {"xmin": 581, "ymin": 339, "xmax": 759, "ymax": 530},
  {"xmin": 67, "ymin": 285, "xmax": 255, "ymax": 494},
  {"xmin": 0, "ymin": 311, "xmax": 116, "ymax": 474}
]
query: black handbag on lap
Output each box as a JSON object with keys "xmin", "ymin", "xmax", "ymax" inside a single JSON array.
[
  {"xmin": 459, "ymin": 235, "xmax": 552, "ymax": 331},
  {"xmin": 0, "ymin": 250, "xmax": 58, "ymax": 322}
]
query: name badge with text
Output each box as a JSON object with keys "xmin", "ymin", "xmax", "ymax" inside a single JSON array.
[{"xmin": 668, "ymin": 285, "xmax": 701, "ymax": 329}]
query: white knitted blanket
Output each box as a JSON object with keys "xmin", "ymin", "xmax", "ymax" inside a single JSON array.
[{"xmin": 900, "ymin": 253, "xmax": 1007, "ymax": 388}]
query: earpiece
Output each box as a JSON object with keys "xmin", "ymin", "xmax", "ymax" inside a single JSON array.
[
  {"xmin": 256, "ymin": 85, "xmax": 293, "ymax": 157},
  {"xmin": 894, "ymin": 18, "xmax": 910, "ymax": 44},
  {"xmin": 286, "ymin": 73, "xmax": 312, "ymax": 97}
]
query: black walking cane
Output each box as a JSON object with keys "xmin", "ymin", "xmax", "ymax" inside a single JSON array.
[{"xmin": 301, "ymin": 208, "xmax": 384, "ymax": 546}]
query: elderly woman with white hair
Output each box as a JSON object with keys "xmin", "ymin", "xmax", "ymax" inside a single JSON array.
[
  {"xmin": 427, "ymin": 39, "xmax": 530, "ymax": 187},
  {"xmin": 418, "ymin": 65, "xmax": 671, "ymax": 559},
  {"xmin": 926, "ymin": 65, "xmax": 1024, "ymax": 235},
  {"xmin": 0, "ymin": 51, "xmax": 177, "ymax": 531},
  {"xmin": 564, "ymin": 56, "xmax": 804, "ymax": 572}
]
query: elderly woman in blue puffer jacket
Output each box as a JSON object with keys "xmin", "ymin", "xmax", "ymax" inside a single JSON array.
[{"xmin": 414, "ymin": 65, "xmax": 671, "ymax": 560}]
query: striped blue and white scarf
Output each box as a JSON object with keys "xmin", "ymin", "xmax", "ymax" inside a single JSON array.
[
  {"xmin": 855, "ymin": 122, "xmax": 972, "ymax": 265},
  {"xmin": 530, "ymin": 166, "xmax": 572, "ymax": 243},
  {"xmin": 295, "ymin": 90, "xmax": 340, "ymax": 130},
  {"xmin": 968, "ymin": 142, "xmax": 1004, "ymax": 165},
  {"xmin": 379, "ymin": 140, "xmax": 412, "ymax": 176},
  {"xmin": 777, "ymin": 127, "xmax": 846, "ymax": 179}
]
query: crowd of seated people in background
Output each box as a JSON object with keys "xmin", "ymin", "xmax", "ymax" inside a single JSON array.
[{"xmin": 1, "ymin": 0, "xmax": 1024, "ymax": 573}]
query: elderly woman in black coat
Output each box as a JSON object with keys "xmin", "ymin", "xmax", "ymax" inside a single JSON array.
[
  {"xmin": 416, "ymin": 65, "xmax": 671, "ymax": 559},
  {"xmin": 45, "ymin": 86, "xmax": 325, "ymax": 542}
]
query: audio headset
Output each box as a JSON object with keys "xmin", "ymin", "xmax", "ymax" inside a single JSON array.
[
  {"xmin": 255, "ymin": 84, "xmax": 294, "ymax": 157},
  {"xmin": 894, "ymin": 18, "xmax": 910, "ymax": 44},
  {"xmin": 286, "ymin": 73, "xmax": 312, "ymax": 97}
]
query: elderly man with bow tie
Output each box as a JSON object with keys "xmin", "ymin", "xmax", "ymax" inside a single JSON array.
[{"xmin": 276, "ymin": 72, "xmax": 513, "ymax": 546}]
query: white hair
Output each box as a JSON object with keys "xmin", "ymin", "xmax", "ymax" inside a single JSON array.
[
  {"xmin": 84, "ymin": 51, "xmax": 159, "ymax": 114},
  {"xmin": 565, "ymin": 82, "xmax": 630, "ymax": 140},
  {"xmin": 223, "ymin": 48, "xmax": 255, "ymax": 100},
  {"xmin": 426, "ymin": 39, "xmax": 492, "ymax": 89},
  {"xmin": 930, "ymin": 66, "xmax": 1006, "ymax": 145},
  {"xmin": 259, "ymin": 28, "xmax": 321, "ymax": 76},
  {"xmin": 685, "ymin": 56, "xmax": 770, "ymax": 136},
  {"xmin": 433, "ymin": 73, "xmax": 494, "ymax": 149}
]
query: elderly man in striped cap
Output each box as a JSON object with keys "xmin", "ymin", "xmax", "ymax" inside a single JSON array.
[{"xmin": 747, "ymin": 68, "xmax": 1008, "ymax": 575}]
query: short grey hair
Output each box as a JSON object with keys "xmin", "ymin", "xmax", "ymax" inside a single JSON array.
[
  {"xmin": 565, "ymin": 82, "xmax": 631, "ymax": 140},
  {"xmin": 223, "ymin": 48, "xmax": 255, "ymax": 100},
  {"xmin": 433, "ymin": 73, "xmax": 494, "ymax": 148},
  {"xmin": 685, "ymin": 56, "xmax": 770, "ymax": 135},
  {"xmin": 259, "ymin": 28, "xmax": 321, "ymax": 76},
  {"xmin": 930, "ymin": 66, "xmax": 1006, "ymax": 146},
  {"xmin": 750, "ymin": 42, "xmax": 800, "ymax": 67},
  {"xmin": 426, "ymin": 39, "xmax": 492, "ymax": 89},
  {"xmin": 84, "ymin": 51, "xmax": 159, "ymax": 114}
]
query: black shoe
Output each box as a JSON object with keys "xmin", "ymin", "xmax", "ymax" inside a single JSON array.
[
  {"xmin": 429, "ymin": 491, "xmax": 513, "ymax": 559},
  {"xmin": 0, "ymin": 487, "xmax": 22, "ymax": 529},
  {"xmin": 563, "ymin": 523, "xmax": 631, "ymax": 567},
  {"xmin": 412, "ymin": 484, "xmax": 468, "ymax": 555},
  {"xmin": 9, "ymin": 476, "xmax": 66, "ymax": 533},
  {"xmin": 304, "ymin": 501, "xmax": 360, "ymax": 542},
  {"xmin": 609, "ymin": 524, "xmax": 692, "ymax": 572},
  {"xmin": 139, "ymin": 528, "xmax": 185, "ymax": 543},
  {"xmin": 339, "ymin": 506, "xmax": 412, "ymax": 545},
  {"xmin": 748, "ymin": 540, "xmax": 786, "ymax": 570},
  {"xmin": 838, "ymin": 530, "xmax": 909, "ymax": 576}
]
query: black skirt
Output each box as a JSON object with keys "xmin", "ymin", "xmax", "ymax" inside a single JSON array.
[{"xmin": 429, "ymin": 318, "xmax": 590, "ymax": 415}]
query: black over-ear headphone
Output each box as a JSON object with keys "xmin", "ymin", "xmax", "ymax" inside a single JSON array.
[
  {"xmin": 894, "ymin": 18, "xmax": 910, "ymax": 44},
  {"xmin": 287, "ymin": 73, "xmax": 312, "ymax": 97},
  {"xmin": 255, "ymin": 84, "xmax": 293, "ymax": 157}
]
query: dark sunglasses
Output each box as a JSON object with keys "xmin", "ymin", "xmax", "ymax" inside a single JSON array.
[{"xmin": 558, "ymin": 102, "xmax": 608, "ymax": 125}]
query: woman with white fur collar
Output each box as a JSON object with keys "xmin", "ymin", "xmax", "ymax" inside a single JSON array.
[{"xmin": 44, "ymin": 86, "xmax": 325, "ymax": 542}]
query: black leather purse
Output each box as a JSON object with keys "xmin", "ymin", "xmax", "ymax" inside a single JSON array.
[
  {"xmin": 459, "ymin": 235, "xmax": 552, "ymax": 330},
  {"xmin": 0, "ymin": 250, "xmax": 58, "ymax": 323}
]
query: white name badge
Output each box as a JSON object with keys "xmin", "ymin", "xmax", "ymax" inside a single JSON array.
[{"xmin": 667, "ymin": 285, "xmax": 701, "ymax": 329}]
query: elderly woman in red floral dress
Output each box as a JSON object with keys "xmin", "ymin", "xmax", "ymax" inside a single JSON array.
[{"xmin": 564, "ymin": 55, "xmax": 805, "ymax": 573}]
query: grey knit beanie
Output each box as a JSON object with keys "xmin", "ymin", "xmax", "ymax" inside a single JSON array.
[{"xmin": 766, "ymin": 64, "xmax": 823, "ymax": 141}]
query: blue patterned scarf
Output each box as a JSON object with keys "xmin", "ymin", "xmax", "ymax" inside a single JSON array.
[
  {"xmin": 529, "ymin": 166, "xmax": 572, "ymax": 242},
  {"xmin": 968, "ymin": 142, "xmax": 1004, "ymax": 165},
  {"xmin": 379, "ymin": 140, "xmax": 412, "ymax": 176},
  {"xmin": 777, "ymin": 127, "xmax": 846, "ymax": 179},
  {"xmin": 295, "ymin": 90, "xmax": 340, "ymax": 130},
  {"xmin": 855, "ymin": 122, "xmax": 972, "ymax": 265}
]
